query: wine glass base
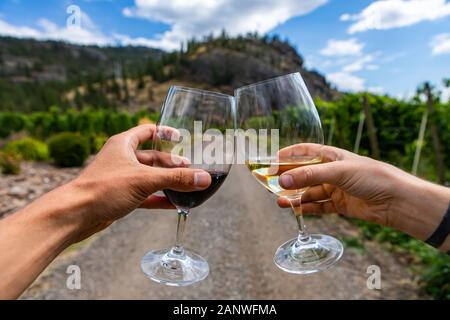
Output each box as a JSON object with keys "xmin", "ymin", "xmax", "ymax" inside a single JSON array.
[
  {"xmin": 141, "ymin": 248, "xmax": 209, "ymax": 286},
  {"xmin": 274, "ymin": 234, "xmax": 343, "ymax": 275}
]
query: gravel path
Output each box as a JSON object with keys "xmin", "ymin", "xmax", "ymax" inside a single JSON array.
[{"xmin": 22, "ymin": 165, "xmax": 423, "ymax": 299}]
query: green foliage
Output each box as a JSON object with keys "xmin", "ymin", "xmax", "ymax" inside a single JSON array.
[
  {"xmin": 0, "ymin": 112, "xmax": 28, "ymax": 138},
  {"xmin": 48, "ymin": 132, "xmax": 90, "ymax": 167},
  {"xmin": 353, "ymin": 219, "xmax": 450, "ymax": 299},
  {"xmin": 4, "ymin": 137, "xmax": 49, "ymax": 161},
  {"xmin": 0, "ymin": 109, "xmax": 156, "ymax": 140},
  {"xmin": 105, "ymin": 112, "xmax": 135, "ymax": 136},
  {"xmin": 0, "ymin": 151, "xmax": 21, "ymax": 175},
  {"xmin": 0, "ymin": 37, "xmax": 161, "ymax": 112},
  {"xmin": 341, "ymin": 236, "xmax": 366, "ymax": 255},
  {"xmin": 90, "ymin": 134, "xmax": 108, "ymax": 154},
  {"xmin": 421, "ymin": 256, "xmax": 450, "ymax": 299}
]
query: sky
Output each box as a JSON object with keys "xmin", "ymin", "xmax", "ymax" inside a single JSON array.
[{"xmin": 0, "ymin": 0, "xmax": 449, "ymax": 99}]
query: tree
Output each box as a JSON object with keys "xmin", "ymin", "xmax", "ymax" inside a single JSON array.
[
  {"xmin": 74, "ymin": 88, "xmax": 83, "ymax": 109},
  {"xmin": 417, "ymin": 82, "xmax": 445, "ymax": 184},
  {"xmin": 137, "ymin": 72, "xmax": 145, "ymax": 90},
  {"xmin": 443, "ymin": 78, "xmax": 450, "ymax": 88},
  {"xmin": 111, "ymin": 77, "xmax": 121, "ymax": 101},
  {"xmin": 122, "ymin": 79, "xmax": 130, "ymax": 103},
  {"xmin": 362, "ymin": 93, "xmax": 380, "ymax": 159}
]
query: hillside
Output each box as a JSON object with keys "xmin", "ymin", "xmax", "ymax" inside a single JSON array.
[
  {"xmin": 178, "ymin": 35, "xmax": 337, "ymax": 100},
  {"xmin": 0, "ymin": 34, "xmax": 338, "ymax": 112},
  {"xmin": 0, "ymin": 36, "xmax": 162, "ymax": 83}
]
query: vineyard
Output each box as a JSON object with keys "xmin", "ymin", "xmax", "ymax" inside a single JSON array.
[
  {"xmin": 0, "ymin": 33, "xmax": 449, "ymax": 299},
  {"xmin": 2, "ymin": 88, "xmax": 449, "ymax": 298}
]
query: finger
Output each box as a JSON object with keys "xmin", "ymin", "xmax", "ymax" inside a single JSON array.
[
  {"xmin": 302, "ymin": 201, "xmax": 337, "ymax": 214},
  {"xmin": 279, "ymin": 161, "xmax": 352, "ymax": 190},
  {"xmin": 277, "ymin": 143, "xmax": 354, "ymax": 162},
  {"xmin": 148, "ymin": 167, "xmax": 212, "ymax": 192},
  {"xmin": 277, "ymin": 197, "xmax": 291, "ymax": 208},
  {"xmin": 276, "ymin": 197, "xmax": 337, "ymax": 214},
  {"xmin": 121, "ymin": 124, "xmax": 156, "ymax": 150},
  {"xmin": 139, "ymin": 195, "xmax": 175, "ymax": 209},
  {"xmin": 155, "ymin": 125, "xmax": 182, "ymax": 142},
  {"xmin": 302, "ymin": 184, "xmax": 335, "ymax": 202},
  {"xmin": 136, "ymin": 150, "xmax": 190, "ymax": 168}
]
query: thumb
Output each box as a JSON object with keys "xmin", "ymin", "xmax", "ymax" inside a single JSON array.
[
  {"xmin": 148, "ymin": 167, "xmax": 212, "ymax": 192},
  {"xmin": 279, "ymin": 161, "xmax": 351, "ymax": 189}
]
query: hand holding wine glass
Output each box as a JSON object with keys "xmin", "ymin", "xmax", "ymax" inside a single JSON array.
[{"xmin": 276, "ymin": 143, "xmax": 450, "ymax": 246}]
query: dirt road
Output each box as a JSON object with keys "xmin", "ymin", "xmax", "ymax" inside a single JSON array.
[{"xmin": 23, "ymin": 165, "xmax": 422, "ymax": 299}]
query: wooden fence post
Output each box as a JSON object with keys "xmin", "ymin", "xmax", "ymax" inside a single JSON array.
[
  {"xmin": 354, "ymin": 111, "xmax": 365, "ymax": 154},
  {"xmin": 327, "ymin": 117, "xmax": 335, "ymax": 146},
  {"xmin": 362, "ymin": 94, "xmax": 381, "ymax": 159},
  {"xmin": 412, "ymin": 110, "xmax": 428, "ymax": 176}
]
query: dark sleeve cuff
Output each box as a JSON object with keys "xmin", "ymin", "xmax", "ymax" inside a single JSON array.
[{"xmin": 425, "ymin": 203, "xmax": 450, "ymax": 249}]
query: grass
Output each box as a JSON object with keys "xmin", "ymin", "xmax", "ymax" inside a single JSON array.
[
  {"xmin": 341, "ymin": 236, "xmax": 366, "ymax": 255},
  {"xmin": 351, "ymin": 219, "xmax": 450, "ymax": 299}
]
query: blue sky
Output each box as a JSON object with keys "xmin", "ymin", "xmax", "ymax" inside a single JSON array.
[{"xmin": 0, "ymin": 0, "xmax": 449, "ymax": 98}]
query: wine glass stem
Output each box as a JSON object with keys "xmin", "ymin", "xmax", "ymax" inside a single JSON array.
[
  {"xmin": 287, "ymin": 195, "xmax": 311, "ymax": 243},
  {"xmin": 172, "ymin": 208, "xmax": 189, "ymax": 256}
]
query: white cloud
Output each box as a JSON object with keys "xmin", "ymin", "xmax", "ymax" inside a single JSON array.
[
  {"xmin": 0, "ymin": 13, "xmax": 167, "ymax": 48},
  {"xmin": 342, "ymin": 54, "xmax": 377, "ymax": 72},
  {"xmin": 341, "ymin": 0, "xmax": 450, "ymax": 34},
  {"xmin": 327, "ymin": 72, "xmax": 365, "ymax": 92},
  {"xmin": 442, "ymin": 85, "xmax": 450, "ymax": 102},
  {"xmin": 0, "ymin": 15, "xmax": 112, "ymax": 46},
  {"xmin": 368, "ymin": 86, "xmax": 384, "ymax": 94},
  {"xmin": 113, "ymin": 33, "xmax": 174, "ymax": 49},
  {"xmin": 340, "ymin": 13, "xmax": 351, "ymax": 21},
  {"xmin": 430, "ymin": 33, "xmax": 450, "ymax": 55},
  {"xmin": 319, "ymin": 39, "xmax": 384, "ymax": 92},
  {"xmin": 123, "ymin": 0, "xmax": 328, "ymax": 50},
  {"xmin": 396, "ymin": 90, "xmax": 416, "ymax": 101},
  {"xmin": 0, "ymin": 1, "xmax": 328, "ymax": 50},
  {"xmin": 320, "ymin": 38, "xmax": 364, "ymax": 56},
  {"xmin": 0, "ymin": 19, "xmax": 42, "ymax": 38}
]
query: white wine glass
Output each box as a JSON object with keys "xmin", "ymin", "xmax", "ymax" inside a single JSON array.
[{"xmin": 235, "ymin": 72, "xmax": 343, "ymax": 274}]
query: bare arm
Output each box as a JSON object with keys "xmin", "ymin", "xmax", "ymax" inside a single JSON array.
[{"xmin": 0, "ymin": 124, "xmax": 211, "ymax": 299}]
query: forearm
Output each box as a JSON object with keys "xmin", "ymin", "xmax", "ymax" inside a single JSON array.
[
  {"xmin": 392, "ymin": 174, "xmax": 450, "ymax": 252},
  {"xmin": 0, "ymin": 181, "xmax": 90, "ymax": 299}
]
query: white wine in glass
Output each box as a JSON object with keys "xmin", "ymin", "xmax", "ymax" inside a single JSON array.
[{"xmin": 246, "ymin": 156, "xmax": 322, "ymax": 197}]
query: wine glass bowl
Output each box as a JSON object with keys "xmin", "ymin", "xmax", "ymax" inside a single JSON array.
[{"xmin": 236, "ymin": 72, "xmax": 343, "ymax": 274}]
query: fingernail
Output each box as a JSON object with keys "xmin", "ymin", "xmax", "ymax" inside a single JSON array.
[
  {"xmin": 279, "ymin": 175, "xmax": 294, "ymax": 189},
  {"xmin": 194, "ymin": 172, "xmax": 210, "ymax": 187}
]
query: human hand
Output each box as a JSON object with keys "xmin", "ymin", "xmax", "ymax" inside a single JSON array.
[
  {"xmin": 64, "ymin": 124, "xmax": 211, "ymax": 242},
  {"xmin": 277, "ymin": 144, "xmax": 450, "ymax": 242}
]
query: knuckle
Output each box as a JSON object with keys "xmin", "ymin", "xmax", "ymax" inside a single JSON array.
[
  {"xmin": 301, "ymin": 167, "xmax": 315, "ymax": 185},
  {"xmin": 107, "ymin": 134, "xmax": 122, "ymax": 144},
  {"xmin": 172, "ymin": 169, "xmax": 188, "ymax": 185},
  {"xmin": 334, "ymin": 162, "xmax": 349, "ymax": 184}
]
